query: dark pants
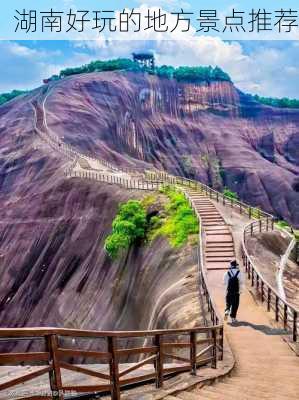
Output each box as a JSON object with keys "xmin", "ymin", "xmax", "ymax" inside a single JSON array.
[{"xmin": 226, "ymin": 292, "xmax": 240, "ymax": 318}]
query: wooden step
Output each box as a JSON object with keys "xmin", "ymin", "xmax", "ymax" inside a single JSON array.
[
  {"xmin": 206, "ymin": 236, "xmax": 233, "ymax": 243},
  {"xmin": 206, "ymin": 243, "xmax": 234, "ymax": 248},
  {"xmin": 206, "ymin": 252, "xmax": 235, "ymax": 258},
  {"xmin": 206, "ymin": 262, "xmax": 231, "ymax": 269},
  {"xmin": 205, "ymin": 226, "xmax": 229, "ymax": 230},
  {"xmin": 200, "ymin": 217, "xmax": 222, "ymax": 221},
  {"xmin": 206, "ymin": 257, "xmax": 234, "ymax": 262},
  {"xmin": 206, "ymin": 227, "xmax": 230, "ymax": 231}
]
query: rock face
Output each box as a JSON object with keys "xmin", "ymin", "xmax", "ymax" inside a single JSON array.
[
  {"xmin": 44, "ymin": 72, "xmax": 299, "ymax": 226},
  {"xmin": 0, "ymin": 69, "xmax": 298, "ymax": 334},
  {"xmin": 0, "ymin": 87, "xmax": 202, "ymax": 338}
]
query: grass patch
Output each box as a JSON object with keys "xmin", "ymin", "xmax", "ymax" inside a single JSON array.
[
  {"xmin": 105, "ymin": 188, "xmax": 199, "ymax": 259},
  {"xmin": 150, "ymin": 185, "xmax": 199, "ymax": 247}
]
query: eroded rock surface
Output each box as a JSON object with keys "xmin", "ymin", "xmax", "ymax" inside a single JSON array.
[{"xmin": 44, "ymin": 72, "xmax": 299, "ymax": 226}]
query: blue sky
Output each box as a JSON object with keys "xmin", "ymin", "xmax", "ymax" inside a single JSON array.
[
  {"xmin": 0, "ymin": 39, "xmax": 298, "ymax": 99},
  {"xmin": 0, "ymin": 1, "xmax": 298, "ymax": 97}
]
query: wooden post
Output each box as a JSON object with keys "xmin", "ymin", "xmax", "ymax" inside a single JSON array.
[
  {"xmin": 211, "ymin": 330, "xmax": 217, "ymax": 369},
  {"xmin": 108, "ymin": 336, "xmax": 120, "ymax": 400},
  {"xmin": 283, "ymin": 304, "xmax": 288, "ymax": 330},
  {"xmin": 251, "ymin": 223, "xmax": 253, "ymax": 236},
  {"xmin": 251, "ymin": 271, "xmax": 254, "ymax": 287},
  {"xmin": 267, "ymin": 288, "xmax": 271, "ymax": 311},
  {"xmin": 190, "ymin": 332, "xmax": 197, "ymax": 375},
  {"xmin": 46, "ymin": 335, "xmax": 64, "ymax": 400},
  {"xmin": 259, "ymin": 219, "xmax": 262, "ymax": 233},
  {"xmin": 293, "ymin": 311, "xmax": 297, "ymax": 342},
  {"xmin": 261, "ymin": 281, "xmax": 264, "ymax": 303},
  {"xmin": 154, "ymin": 335, "xmax": 163, "ymax": 388},
  {"xmin": 275, "ymin": 297, "xmax": 279, "ymax": 322},
  {"xmin": 249, "ymin": 207, "xmax": 252, "ymax": 219},
  {"xmin": 219, "ymin": 327, "xmax": 224, "ymax": 361}
]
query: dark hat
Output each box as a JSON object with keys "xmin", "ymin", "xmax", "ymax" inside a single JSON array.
[{"xmin": 230, "ymin": 260, "xmax": 239, "ymax": 268}]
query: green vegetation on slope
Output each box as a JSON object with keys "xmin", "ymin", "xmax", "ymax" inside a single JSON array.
[
  {"xmin": 0, "ymin": 89, "xmax": 28, "ymax": 106},
  {"xmin": 223, "ymin": 187, "xmax": 238, "ymax": 200},
  {"xmin": 57, "ymin": 58, "xmax": 231, "ymax": 84},
  {"xmin": 104, "ymin": 200, "xmax": 147, "ymax": 259},
  {"xmin": 150, "ymin": 186, "xmax": 199, "ymax": 247},
  {"xmin": 253, "ymin": 94, "xmax": 299, "ymax": 109},
  {"xmin": 105, "ymin": 187, "xmax": 198, "ymax": 259}
]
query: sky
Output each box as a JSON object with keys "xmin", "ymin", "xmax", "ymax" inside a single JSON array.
[
  {"xmin": 0, "ymin": 1, "xmax": 298, "ymax": 97},
  {"xmin": 0, "ymin": 39, "xmax": 298, "ymax": 99}
]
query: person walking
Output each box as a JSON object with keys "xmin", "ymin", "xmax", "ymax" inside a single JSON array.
[{"xmin": 224, "ymin": 260, "xmax": 243, "ymax": 323}]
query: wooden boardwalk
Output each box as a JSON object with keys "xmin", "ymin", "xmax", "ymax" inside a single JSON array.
[{"xmin": 173, "ymin": 191, "xmax": 299, "ymax": 400}]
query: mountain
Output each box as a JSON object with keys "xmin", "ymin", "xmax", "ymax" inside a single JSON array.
[
  {"xmin": 0, "ymin": 69, "xmax": 298, "ymax": 332},
  {"xmin": 0, "ymin": 83, "xmax": 201, "ymax": 333},
  {"xmin": 43, "ymin": 71, "xmax": 299, "ymax": 226}
]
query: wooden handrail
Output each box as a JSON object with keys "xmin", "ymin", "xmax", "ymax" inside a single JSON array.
[
  {"xmin": 242, "ymin": 219, "xmax": 299, "ymax": 342},
  {"xmin": 0, "ymin": 327, "xmax": 222, "ymax": 400},
  {"xmin": 145, "ymin": 170, "xmax": 273, "ymax": 220},
  {"xmin": 0, "ymin": 325, "xmax": 221, "ymax": 338}
]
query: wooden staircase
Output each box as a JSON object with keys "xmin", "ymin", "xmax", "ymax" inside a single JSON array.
[{"xmin": 187, "ymin": 190, "xmax": 235, "ymax": 271}]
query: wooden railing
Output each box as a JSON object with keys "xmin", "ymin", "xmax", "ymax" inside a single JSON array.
[
  {"xmin": 65, "ymin": 169, "xmax": 162, "ymax": 191},
  {"xmin": 145, "ymin": 171, "xmax": 273, "ymax": 221},
  {"xmin": 242, "ymin": 220, "xmax": 298, "ymax": 343},
  {"xmin": 0, "ymin": 326, "xmax": 223, "ymax": 400}
]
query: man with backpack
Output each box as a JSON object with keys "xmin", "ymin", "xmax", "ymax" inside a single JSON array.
[{"xmin": 224, "ymin": 260, "xmax": 244, "ymax": 323}]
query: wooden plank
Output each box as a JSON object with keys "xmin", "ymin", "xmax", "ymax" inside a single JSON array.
[
  {"xmin": 163, "ymin": 353, "xmax": 190, "ymax": 364},
  {"xmin": 0, "ymin": 325, "xmax": 221, "ymax": 339},
  {"xmin": 116, "ymin": 346, "xmax": 157, "ymax": 356},
  {"xmin": 196, "ymin": 345, "xmax": 213, "ymax": 360},
  {"xmin": 0, "ymin": 366, "xmax": 52, "ymax": 390},
  {"xmin": 119, "ymin": 355, "xmax": 157, "ymax": 378},
  {"xmin": 57, "ymin": 348, "xmax": 111, "ymax": 360},
  {"xmin": 119, "ymin": 372, "xmax": 157, "ymax": 386},
  {"xmin": 163, "ymin": 365, "xmax": 190, "ymax": 374},
  {"xmin": 0, "ymin": 352, "xmax": 50, "ymax": 364},
  {"xmin": 62, "ymin": 384, "xmax": 111, "ymax": 392},
  {"xmin": 59, "ymin": 361, "xmax": 110, "ymax": 380},
  {"xmin": 163, "ymin": 342, "xmax": 191, "ymax": 349},
  {"xmin": 196, "ymin": 356, "xmax": 214, "ymax": 366}
]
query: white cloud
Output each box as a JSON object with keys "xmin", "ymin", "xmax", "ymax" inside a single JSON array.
[{"xmin": 78, "ymin": 36, "xmax": 299, "ymax": 98}]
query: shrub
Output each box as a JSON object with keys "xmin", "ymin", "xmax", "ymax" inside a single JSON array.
[
  {"xmin": 104, "ymin": 200, "xmax": 147, "ymax": 258},
  {"xmin": 253, "ymin": 94, "xmax": 299, "ymax": 109},
  {"xmin": 0, "ymin": 89, "xmax": 28, "ymax": 106},
  {"xmin": 58, "ymin": 58, "xmax": 231, "ymax": 84},
  {"xmin": 223, "ymin": 187, "xmax": 238, "ymax": 200}
]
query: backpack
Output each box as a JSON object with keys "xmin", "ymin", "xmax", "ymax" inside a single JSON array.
[{"xmin": 227, "ymin": 270, "xmax": 240, "ymax": 293}]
